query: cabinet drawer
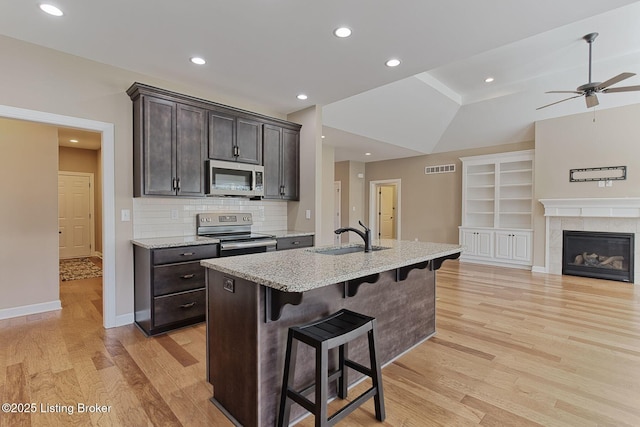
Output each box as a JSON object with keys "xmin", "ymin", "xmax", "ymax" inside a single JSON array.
[
  {"xmin": 153, "ymin": 262, "xmax": 205, "ymax": 296},
  {"xmin": 153, "ymin": 289, "xmax": 205, "ymax": 328},
  {"xmin": 277, "ymin": 235, "xmax": 314, "ymax": 251},
  {"xmin": 153, "ymin": 244, "xmax": 219, "ymax": 265}
]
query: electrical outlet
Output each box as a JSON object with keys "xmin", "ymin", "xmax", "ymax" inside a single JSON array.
[
  {"xmin": 598, "ymin": 181, "xmax": 605, "ymax": 188},
  {"xmin": 223, "ymin": 277, "xmax": 235, "ymax": 293},
  {"xmin": 171, "ymin": 209, "xmax": 179, "ymax": 220},
  {"xmin": 305, "ymin": 209, "xmax": 311, "ymax": 220},
  {"xmin": 121, "ymin": 209, "xmax": 131, "ymax": 222},
  {"xmin": 606, "ymin": 180, "xmax": 613, "ymax": 187}
]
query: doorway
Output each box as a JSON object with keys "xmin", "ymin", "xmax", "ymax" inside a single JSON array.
[
  {"xmin": 369, "ymin": 179, "xmax": 401, "ymax": 241},
  {"xmin": 0, "ymin": 104, "xmax": 117, "ymax": 328}
]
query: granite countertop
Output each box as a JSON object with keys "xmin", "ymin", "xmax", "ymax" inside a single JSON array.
[
  {"xmin": 131, "ymin": 235, "xmax": 219, "ymax": 249},
  {"xmin": 270, "ymin": 230, "xmax": 315, "ymax": 238},
  {"xmin": 201, "ymin": 239, "xmax": 462, "ymax": 292}
]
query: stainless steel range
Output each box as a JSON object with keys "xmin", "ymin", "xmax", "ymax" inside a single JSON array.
[{"xmin": 196, "ymin": 212, "xmax": 277, "ymax": 257}]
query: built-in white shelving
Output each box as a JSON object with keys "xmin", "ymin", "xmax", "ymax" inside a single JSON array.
[{"xmin": 459, "ymin": 150, "xmax": 534, "ymax": 269}]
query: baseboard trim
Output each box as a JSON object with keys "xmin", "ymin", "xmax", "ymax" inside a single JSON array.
[
  {"xmin": 113, "ymin": 312, "xmax": 134, "ymax": 328},
  {"xmin": 0, "ymin": 300, "xmax": 62, "ymax": 321},
  {"xmin": 531, "ymin": 266, "xmax": 547, "ymax": 273}
]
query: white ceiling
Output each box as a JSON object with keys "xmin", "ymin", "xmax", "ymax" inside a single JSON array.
[{"xmin": 2, "ymin": 1, "xmax": 640, "ymax": 159}]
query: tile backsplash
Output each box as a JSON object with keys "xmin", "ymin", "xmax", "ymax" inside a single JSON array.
[{"xmin": 133, "ymin": 197, "xmax": 288, "ymax": 239}]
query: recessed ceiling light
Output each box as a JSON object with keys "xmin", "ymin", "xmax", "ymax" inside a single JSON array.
[
  {"xmin": 297, "ymin": 94, "xmax": 308, "ymax": 100},
  {"xmin": 385, "ymin": 59, "xmax": 401, "ymax": 67},
  {"xmin": 321, "ymin": 135, "xmax": 325, "ymax": 139},
  {"xmin": 365, "ymin": 152, "xmax": 372, "ymax": 156},
  {"xmin": 70, "ymin": 139, "xmax": 79, "ymax": 143},
  {"xmin": 485, "ymin": 77, "xmax": 495, "ymax": 83},
  {"xmin": 39, "ymin": 4, "xmax": 63, "ymax": 16},
  {"xmin": 190, "ymin": 57, "xmax": 206, "ymax": 65},
  {"xmin": 333, "ymin": 27, "xmax": 352, "ymax": 38}
]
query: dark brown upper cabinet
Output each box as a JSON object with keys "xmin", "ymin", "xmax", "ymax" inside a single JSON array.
[
  {"xmin": 128, "ymin": 83, "xmax": 300, "ymax": 198},
  {"xmin": 131, "ymin": 92, "xmax": 206, "ymax": 197},
  {"xmin": 208, "ymin": 111, "xmax": 262, "ymax": 165},
  {"xmin": 263, "ymin": 124, "xmax": 299, "ymax": 200}
]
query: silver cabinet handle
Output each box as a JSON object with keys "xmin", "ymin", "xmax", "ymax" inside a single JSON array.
[
  {"xmin": 179, "ymin": 302, "xmax": 196, "ymax": 309},
  {"xmin": 181, "ymin": 252, "xmax": 195, "ymax": 256},
  {"xmin": 180, "ymin": 274, "xmax": 195, "ymax": 279}
]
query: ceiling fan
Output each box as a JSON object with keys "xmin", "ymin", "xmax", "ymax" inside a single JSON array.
[{"xmin": 537, "ymin": 32, "xmax": 640, "ymax": 110}]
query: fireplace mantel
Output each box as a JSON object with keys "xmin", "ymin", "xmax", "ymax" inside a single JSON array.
[{"xmin": 539, "ymin": 198, "xmax": 640, "ymax": 218}]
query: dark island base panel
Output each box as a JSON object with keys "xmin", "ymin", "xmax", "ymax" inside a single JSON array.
[{"xmin": 207, "ymin": 265, "xmax": 436, "ymax": 427}]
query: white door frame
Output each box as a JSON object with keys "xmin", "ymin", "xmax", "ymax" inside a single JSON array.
[
  {"xmin": 369, "ymin": 179, "xmax": 401, "ymax": 241},
  {"xmin": 0, "ymin": 104, "xmax": 117, "ymax": 329},
  {"xmin": 58, "ymin": 171, "xmax": 96, "ymax": 258}
]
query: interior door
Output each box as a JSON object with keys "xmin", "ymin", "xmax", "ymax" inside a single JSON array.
[
  {"xmin": 59, "ymin": 173, "xmax": 92, "ymax": 259},
  {"xmin": 379, "ymin": 185, "xmax": 396, "ymax": 239}
]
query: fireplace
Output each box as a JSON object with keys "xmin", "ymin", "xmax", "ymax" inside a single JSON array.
[{"xmin": 563, "ymin": 230, "xmax": 634, "ymax": 282}]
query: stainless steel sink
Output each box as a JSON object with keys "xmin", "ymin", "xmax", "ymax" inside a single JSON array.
[{"xmin": 308, "ymin": 245, "xmax": 390, "ymax": 255}]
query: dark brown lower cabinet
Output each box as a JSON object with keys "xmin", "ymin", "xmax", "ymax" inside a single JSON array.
[{"xmin": 134, "ymin": 243, "xmax": 219, "ymax": 336}]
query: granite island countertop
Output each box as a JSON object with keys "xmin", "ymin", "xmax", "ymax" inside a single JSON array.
[{"xmin": 201, "ymin": 239, "xmax": 462, "ymax": 292}]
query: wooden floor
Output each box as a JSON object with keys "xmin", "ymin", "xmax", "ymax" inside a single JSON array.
[{"xmin": 1, "ymin": 261, "xmax": 639, "ymax": 426}]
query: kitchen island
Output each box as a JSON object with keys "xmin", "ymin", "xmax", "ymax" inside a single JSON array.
[{"xmin": 201, "ymin": 239, "xmax": 461, "ymax": 426}]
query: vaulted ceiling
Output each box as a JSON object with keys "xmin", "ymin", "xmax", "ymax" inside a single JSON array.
[{"xmin": 2, "ymin": 1, "xmax": 640, "ymax": 160}]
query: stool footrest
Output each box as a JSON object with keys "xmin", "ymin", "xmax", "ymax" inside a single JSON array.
[
  {"xmin": 287, "ymin": 389, "xmax": 315, "ymax": 413},
  {"xmin": 294, "ymin": 368, "xmax": 344, "ymax": 399},
  {"xmin": 344, "ymin": 359, "xmax": 372, "ymax": 377},
  {"xmin": 328, "ymin": 386, "xmax": 378, "ymax": 425}
]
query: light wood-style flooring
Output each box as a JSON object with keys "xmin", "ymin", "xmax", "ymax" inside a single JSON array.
[{"xmin": 1, "ymin": 260, "xmax": 639, "ymax": 426}]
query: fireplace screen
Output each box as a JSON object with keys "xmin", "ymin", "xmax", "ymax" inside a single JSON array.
[{"xmin": 562, "ymin": 231, "xmax": 634, "ymax": 282}]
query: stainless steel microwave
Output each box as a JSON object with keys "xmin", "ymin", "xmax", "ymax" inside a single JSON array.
[{"xmin": 206, "ymin": 159, "xmax": 264, "ymax": 197}]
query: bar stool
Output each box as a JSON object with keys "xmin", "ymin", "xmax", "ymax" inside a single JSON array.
[{"xmin": 277, "ymin": 309, "xmax": 385, "ymax": 427}]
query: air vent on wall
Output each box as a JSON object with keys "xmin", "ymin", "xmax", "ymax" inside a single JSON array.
[{"xmin": 425, "ymin": 164, "xmax": 456, "ymax": 175}]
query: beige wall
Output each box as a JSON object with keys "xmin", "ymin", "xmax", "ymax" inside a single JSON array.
[
  {"xmin": 59, "ymin": 146, "xmax": 103, "ymax": 253},
  {"xmin": 0, "ymin": 119, "xmax": 59, "ymax": 311},
  {"xmin": 0, "ymin": 35, "xmax": 287, "ymax": 318},
  {"xmin": 286, "ymin": 106, "xmax": 322, "ymax": 234},
  {"xmin": 319, "ymin": 145, "xmax": 336, "ymax": 245},
  {"xmin": 365, "ymin": 141, "xmax": 534, "ymax": 244},
  {"xmin": 335, "ymin": 161, "xmax": 350, "ymax": 238},
  {"xmin": 533, "ymin": 103, "xmax": 640, "ymax": 267}
]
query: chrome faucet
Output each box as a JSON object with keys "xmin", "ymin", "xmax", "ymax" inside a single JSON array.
[{"xmin": 334, "ymin": 221, "xmax": 373, "ymax": 252}]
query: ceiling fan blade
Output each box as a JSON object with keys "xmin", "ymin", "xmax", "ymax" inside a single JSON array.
[
  {"xmin": 536, "ymin": 95, "xmax": 583, "ymax": 110},
  {"xmin": 545, "ymin": 90, "xmax": 583, "ymax": 94},
  {"xmin": 585, "ymin": 93, "xmax": 599, "ymax": 108},
  {"xmin": 602, "ymin": 85, "xmax": 640, "ymax": 93},
  {"xmin": 597, "ymin": 72, "xmax": 636, "ymax": 90}
]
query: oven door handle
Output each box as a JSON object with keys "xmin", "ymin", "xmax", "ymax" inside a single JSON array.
[{"xmin": 220, "ymin": 239, "xmax": 277, "ymax": 251}]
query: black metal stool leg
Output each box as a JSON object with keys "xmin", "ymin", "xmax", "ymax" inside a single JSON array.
[
  {"xmin": 278, "ymin": 329, "xmax": 298, "ymax": 427},
  {"xmin": 368, "ymin": 323, "xmax": 385, "ymax": 421},
  {"xmin": 315, "ymin": 341, "xmax": 329, "ymax": 427},
  {"xmin": 337, "ymin": 342, "xmax": 348, "ymax": 399}
]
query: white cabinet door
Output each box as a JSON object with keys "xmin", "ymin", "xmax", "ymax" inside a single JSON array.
[
  {"xmin": 512, "ymin": 232, "xmax": 532, "ymax": 263},
  {"xmin": 494, "ymin": 231, "xmax": 512, "ymax": 260},
  {"xmin": 476, "ymin": 231, "xmax": 493, "ymax": 257},
  {"xmin": 460, "ymin": 229, "xmax": 478, "ymax": 256}
]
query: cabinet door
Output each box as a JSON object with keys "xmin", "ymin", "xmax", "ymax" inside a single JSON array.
[
  {"xmin": 494, "ymin": 231, "xmax": 512, "ymax": 260},
  {"xmin": 176, "ymin": 104, "xmax": 207, "ymax": 196},
  {"xmin": 143, "ymin": 97, "xmax": 176, "ymax": 195},
  {"xmin": 281, "ymin": 128, "xmax": 299, "ymax": 200},
  {"xmin": 208, "ymin": 111, "xmax": 236, "ymax": 161},
  {"xmin": 236, "ymin": 118, "xmax": 262, "ymax": 164},
  {"xmin": 511, "ymin": 232, "xmax": 532, "ymax": 263},
  {"xmin": 460, "ymin": 229, "xmax": 478, "ymax": 255},
  {"xmin": 262, "ymin": 124, "xmax": 283, "ymax": 199},
  {"xmin": 476, "ymin": 231, "xmax": 493, "ymax": 257}
]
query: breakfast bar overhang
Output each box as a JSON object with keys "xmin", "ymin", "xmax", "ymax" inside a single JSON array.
[{"xmin": 201, "ymin": 240, "xmax": 462, "ymax": 426}]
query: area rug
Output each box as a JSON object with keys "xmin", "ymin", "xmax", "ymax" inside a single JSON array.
[{"xmin": 59, "ymin": 258, "xmax": 102, "ymax": 281}]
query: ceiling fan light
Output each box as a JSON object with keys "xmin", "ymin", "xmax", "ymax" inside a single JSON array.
[{"xmin": 585, "ymin": 94, "xmax": 599, "ymax": 108}]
